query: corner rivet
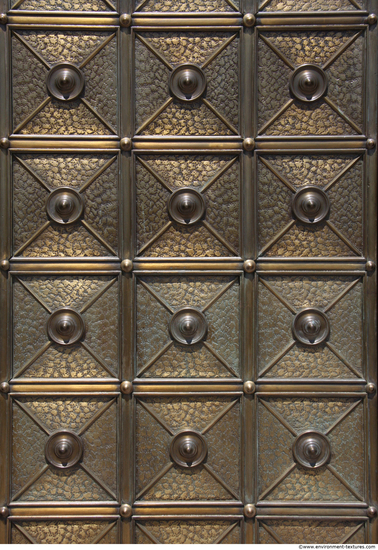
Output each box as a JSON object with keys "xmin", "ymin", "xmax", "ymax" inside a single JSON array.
[
  {"xmin": 0, "ymin": 138, "xmax": 10, "ymax": 149},
  {"xmin": 243, "ymin": 13, "xmax": 255, "ymax": 27},
  {"xmin": 121, "ymin": 259, "xmax": 133, "ymax": 273},
  {"xmin": 367, "ymin": 506, "xmax": 377, "ymax": 519},
  {"xmin": 120, "ymin": 14, "xmax": 132, "ymax": 27},
  {"xmin": 368, "ymin": 13, "xmax": 377, "ymax": 25},
  {"xmin": 120, "ymin": 137, "xmax": 132, "ymax": 151},
  {"xmin": 366, "ymin": 261, "xmax": 376, "ymax": 273},
  {"xmin": 0, "ymin": 507, "xmax": 9, "ymax": 518},
  {"xmin": 243, "ymin": 138, "xmax": 255, "ymax": 151},
  {"xmin": 243, "ymin": 260, "xmax": 256, "ymax": 273},
  {"xmin": 244, "ymin": 504, "xmax": 256, "ymax": 518},
  {"xmin": 0, "ymin": 14, "xmax": 8, "ymax": 25},
  {"xmin": 120, "ymin": 504, "xmax": 132, "ymax": 518},
  {"xmin": 1, "ymin": 260, "xmax": 10, "ymax": 271},
  {"xmin": 244, "ymin": 381, "xmax": 256, "ymax": 395},
  {"xmin": 120, "ymin": 381, "xmax": 133, "ymax": 395},
  {"xmin": 367, "ymin": 138, "xmax": 376, "ymax": 150},
  {"xmin": 0, "ymin": 382, "xmax": 10, "ymax": 394},
  {"xmin": 366, "ymin": 383, "xmax": 376, "ymax": 395}
]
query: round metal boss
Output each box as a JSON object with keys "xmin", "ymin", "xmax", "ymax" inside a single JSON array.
[
  {"xmin": 45, "ymin": 430, "xmax": 83, "ymax": 469},
  {"xmin": 46, "ymin": 187, "xmax": 84, "ymax": 225},
  {"xmin": 170, "ymin": 430, "xmax": 207, "ymax": 468},
  {"xmin": 47, "ymin": 63, "xmax": 85, "ymax": 101},
  {"xmin": 169, "ymin": 64, "xmax": 207, "ymax": 102},
  {"xmin": 292, "ymin": 186, "xmax": 330, "ymax": 224},
  {"xmin": 47, "ymin": 308, "xmax": 85, "ymax": 346},
  {"xmin": 292, "ymin": 308, "xmax": 330, "ymax": 346},
  {"xmin": 293, "ymin": 430, "xmax": 331, "ymax": 469},
  {"xmin": 168, "ymin": 188, "xmax": 206, "ymax": 225},
  {"xmin": 289, "ymin": 64, "xmax": 328, "ymax": 102},
  {"xmin": 169, "ymin": 307, "xmax": 208, "ymax": 346}
]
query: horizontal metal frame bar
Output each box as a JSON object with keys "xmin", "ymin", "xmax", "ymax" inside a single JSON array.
[
  {"xmin": 256, "ymin": 23, "xmax": 367, "ymax": 30},
  {"xmin": 256, "ymin": 505, "xmax": 370, "ymax": 515},
  {"xmin": 256, "ymin": 14, "xmax": 368, "ymax": 26},
  {"xmin": 10, "ymin": 382, "xmax": 120, "ymax": 393},
  {"xmin": 257, "ymin": 515, "xmax": 368, "ymax": 521},
  {"xmin": 8, "ymin": 20, "xmax": 120, "ymax": 27},
  {"xmin": 9, "ymin": 392, "xmax": 120, "ymax": 396},
  {"xmin": 133, "ymin": 515, "xmax": 243, "ymax": 520},
  {"xmin": 257, "ymin": 501, "xmax": 368, "ymax": 508}
]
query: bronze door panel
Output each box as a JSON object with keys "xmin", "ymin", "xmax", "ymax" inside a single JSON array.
[{"xmin": 0, "ymin": 0, "xmax": 377, "ymax": 544}]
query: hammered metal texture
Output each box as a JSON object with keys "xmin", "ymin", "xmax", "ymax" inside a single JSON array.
[
  {"xmin": 136, "ymin": 276, "xmax": 240, "ymax": 377},
  {"xmin": 11, "ymin": 521, "xmax": 119, "ymax": 544},
  {"xmin": 258, "ymin": 519, "xmax": 366, "ymax": 544},
  {"xmin": 257, "ymin": 154, "xmax": 363, "ymax": 257},
  {"xmin": 11, "ymin": 396, "xmax": 118, "ymax": 501},
  {"xmin": 258, "ymin": 31, "xmax": 364, "ymax": 136},
  {"xmin": 135, "ymin": 32, "xmax": 239, "ymax": 136},
  {"xmin": 257, "ymin": 396, "xmax": 365, "ymax": 502},
  {"xmin": 259, "ymin": 0, "xmax": 365, "ymax": 10},
  {"xmin": 258, "ymin": 275, "xmax": 363, "ymax": 379},
  {"xmin": 135, "ymin": 0, "xmax": 240, "ymax": 11},
  {"xmin": 11, "ymin": 0, "xmax": 116, "ymax": 9},
  {"xmin": 12, "ymin": 154, "xmax": 119, "ymax": 257},
  {"xmin": 13, "ymin": 276, "xmax": 119, "ymax": 378},
  {"xmin": 136, "ymin": 396, "xmax": 241, "ymax": 500},
  {"xmin": 12, "ymin": 31, "xmax": 117, "ymax": 135},
  {"xmin": 135, "ymin": 520, "xmax": 241, "ymax": 544},
  {"xmin": 136, "ymin": 155, "xmax": 240, "ymax": 257}
]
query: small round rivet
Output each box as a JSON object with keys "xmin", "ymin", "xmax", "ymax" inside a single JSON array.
[
  {"xmin": 293, "ymin": 308, "xmax": 330, "ymax": 346},
  {"xmin": 120, "ymin": 13, "xmax": 132, "ymax": 27},
  {"xmin": 0, "ymin": 382, "xmax": 10, "ymax": 394},
  {"xmin": 243, "ymin": 260, "xmax": 256, "ymax": 273},
  {"xmin": 169, "ymin": 307, "xmax": 208, "ymax": 346},
  {"xmin": 293, "ymin": 430, "xmax": 331, "ymax": 469},
  {"xmin": 366, "ymin": 261, "xmax": 376, "ymax": 273},
  {"xmin": 244, "ymin": 381, "xmax": 256, "ymax": 395},
  {"xmin": 169, "ymin": 64, "xmax": 207, "ymax": 102},
  {"xmin": 243, "ymin": 13, "xmax": 255, "ymax": 27},
  {"xmin": 120, "ymin": 381, "xmax": 133, "ymax": 395},
  {"xmin": 170, "ymin": 430, "xmax": 207, "ymax": 468},
  {"xmin": 368, "ymin": 14, "xmax": 377, "ymax": 25},
  {"xmin": 120, "ymin": 504, "xmax": 133, "ymax": 518},
  {"xmin": 0, "ymin": 14, "xmax": 8, "ymax": 25},
  {"xmin": 120, "ymin": 137, "xmax": 132, "ymax": 151},
  {"xmin": 290, "ymin": 64, "xmax": 328, "ymax": 102},
  {"xmin": 121, "ymin": 259, "xmax": 133, "ymax": 273},
  {"xmin": 45, "ymin": 430, "xmax": 83, "ymax": 469},
  {"xmin": 367, "ymin": 506, "xmax": 377, "ymax": 519},
  {"xmin": 168, "ymin": 188, "xmax": 206, "ymax": 226},
  {"xmin": 366, "ymin": 383, "xmax": 376, "ymax": 395},
  {"xmin": 243, "ymin": 138, "xmax": 255, "ymax": 151},
  {"xmin": 0, "ymin": 507, "xmax": 9, "ymax": 518},
  {"xmin": 1, "ymin": 260, "xmax": 10, "ymax": 271},
  {"xmin": 244, "ymin": 504, "xmax": 256, "ymax": 518},
  {"xmin": 0, "ymin": 137, "xmax": 10, "ymax": 149},
  {"xmin": 47, "ymin": 308, "xmax": 85, "ymax": 346},
  {"xmin": 47, "ymin": 63, "xmax": 85, "ymax": 102},
  {"xmin": 367, "ymin": 138, "xmax": 376, "ymax": 150}
]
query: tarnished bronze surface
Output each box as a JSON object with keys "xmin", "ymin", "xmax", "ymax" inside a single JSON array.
[{"xmin": 0, "ymin": 0, "xmax": 377, "ymax": 545}]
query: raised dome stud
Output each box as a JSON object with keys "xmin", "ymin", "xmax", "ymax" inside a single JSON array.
[
  {"xmin": 47, "ymin": 308, "xmax": 85, "ymax": 346},
  {"xmin": 289, "ymin": 64, "xmax": 328, "ymax": 102},
  {"xmin": 244, "ymin": 504, "xmax": 257, "ymax": 518},
  {"xmin": 292, "ymin": 308, "xmax": 330, "ymax": 346},
  {"xmin": 243, "ymin": 14, "xmax": 255, "ymax": 27},
  {"xmin": 120, "ymin": 504, "xmax": 133, "ymax": 518},
  {"xmin": 169, "ymin": 307, "xmax": 208, "ymax": 346},
  {"xmin": 46, "ymin": 187, "xmax": 84, "ymax": 225},
  {"xmin": 45, "ymin": 430, "xmax": 83, "ymax": 469},
  {"xmin": 169, "ymin": 64, "xmax": 207, "ymax": 102},
  {"xmin": 292, "ymin": 186, "xmax": 330, "ymax": 225},
  {"xmin": 170, "ymin": 430, "xmax": 207, "ymax": 468},
  {"xmin": 47, "ymin": 63, "xmax": 85, "ymax": 101},
  {"xmin": 293, "ymin": 430, "xmax": 331, "ymax": 469},
  {"xmin": 167, "ymin": 188, "xmax": 206, "ymax": 226}
]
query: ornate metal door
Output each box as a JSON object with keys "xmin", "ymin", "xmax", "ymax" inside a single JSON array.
[{"xmin": 0, "ymin": 0, "xmax": 377, "ymax": 544}]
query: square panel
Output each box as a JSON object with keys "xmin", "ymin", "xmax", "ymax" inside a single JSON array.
[
  {"xmin": 12, "ymin": 153, "xmax": 119, "ymax": 258},
  {"xmin": 134, "ymin": 518, "xmax": 242, "ymax": 544},
  {"xmin": 257, "ymin": 275, "xmax": 364, "ymax": 380},
  {"xmin": 135, "ymin": 395, "xmax": 241, "ymax": 501},
  {"xmin": 257, "ymin": 154, "xmax": 364, "ymax": 258},
  {"xmin": 136, "ymin": 276, "xmax": 240, "ymax": 378},
  {"xmin": 257, "ymin": 28, "xmax": 365, "ymax": 136},
  {"xmin": 257, "ymin": 517, "xmax": 366, "ymax": 544},
  {"xmin": 11, "ymin": 29, "xmax": 118, "ymax": 135},
  {"xmin": 11, "ymin": 394, "xmax": 118, "ymax": 502},
  {"xmin": 134, "ymin": 31, "xmax": 239, "ymax": 136},
  {"xmin": 257, "ymin": 395, "xmax": 366, "ymax": 503},
  {"xmin": 135, "ymin": 154, "xmax": 240, "ymax": 258},
  {"xmin": 11, "ymin": 519, "xmax": 119, "ymax": 544},
  {"xmin": 12, "ymin": 275, "xmax": 119, "ymax": 379}
]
